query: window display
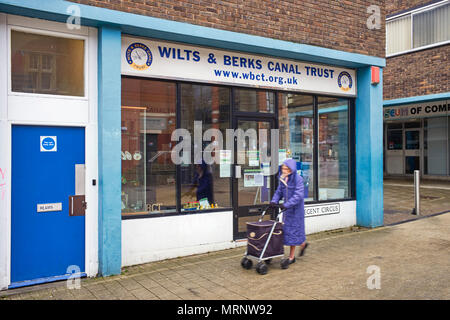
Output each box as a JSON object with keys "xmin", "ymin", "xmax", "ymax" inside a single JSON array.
[
  {"xmin": 121, "ymin": 77, "xmax": 354, "ymax": 218},
  {"xmin": 278, "ymin": 93, "xmax": 314, "ymax": 201},
  {"xmin": 179, "ymin": 84, "xmax": 231, "ymax": 210},
  {"xmin": 318, "ymin": 97, "xmax": 350, "ymax": 200},
  {"xmin": 121, "ymin": 78, "xmax": 177, "ymax": 216}
]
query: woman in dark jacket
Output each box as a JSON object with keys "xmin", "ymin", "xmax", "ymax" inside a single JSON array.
[
  {"xmin": 193, "ymin": 161, "xmax": 214, "ymax": 204},
  {"xmin": 271, "ymin": 158, "xmax": 308, "ymax": 268}
]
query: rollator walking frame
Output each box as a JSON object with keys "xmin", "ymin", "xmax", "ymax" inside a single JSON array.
[{"xmin": 240, "ymin": 205, "xmax": 286, "ymax": 275}]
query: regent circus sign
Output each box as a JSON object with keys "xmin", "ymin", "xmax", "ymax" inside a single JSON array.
[
  {"xmin": 384, "ymin": 100, "xmax": 449, "ymax": 120},
  {"xmin": 121, "ymin": 36, "xmax": 357, "ymax": 97}
]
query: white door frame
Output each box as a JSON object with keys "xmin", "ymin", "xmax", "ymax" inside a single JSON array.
[{"xmin": 0, "ymin": 14, "xmax": 98, "ymax": 290}]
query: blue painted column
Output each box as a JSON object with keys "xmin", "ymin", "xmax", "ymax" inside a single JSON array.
[
  {"xmin": 355, "ymin": 67, "xmax": 384, "ymax": 228},
  {"xmin": 98, "ymin": 26, "xmax": 122, "ymax": 276}
]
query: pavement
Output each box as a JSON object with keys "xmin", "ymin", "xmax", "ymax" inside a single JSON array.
[
  {"xmin": 383, "ymin": 177, "xmax": 450, "ymax": 225},
  {"xmin": 1, "ymin": 177, "xmax": 449, "ymax": 300},
  {"xmin": 1, "ymin": 212, "xmax": 449, "ymax": 300}
]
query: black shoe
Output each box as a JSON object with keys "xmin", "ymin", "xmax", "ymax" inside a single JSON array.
[
  {"xmin": 280, "ymin": 258, "xmax": 290, "ymax": 269},
  {"xmin": 299, "ymin": 242, "xmax": 309, "ymax": 257},
  {"xmin": 289, "ymin": 257, "xmax": 296, "ymax": 264}
]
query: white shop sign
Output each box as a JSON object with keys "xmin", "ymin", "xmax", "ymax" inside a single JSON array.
[
  {"xmin": 121, "ymin": 37, "xmax": 357, "ymax": 96},
  {"xmin": 305, "ymin": 203, "xmax": 340, "ymax": 217}
]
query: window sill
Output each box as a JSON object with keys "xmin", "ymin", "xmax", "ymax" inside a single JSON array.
[
  {"xmin": 386, "ymin": 40, "xmax": 450, "ymax": 58},
  {"xmin": 121, "ymin": 207, "xmax": 233, "ymax": 220},
  {"xmin": 121, "ymin": 198, "xmax": 357, "ymax": 220}
]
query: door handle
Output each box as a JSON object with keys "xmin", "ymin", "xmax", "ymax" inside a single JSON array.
[{"xmin": 69, "ymin": 195, "xmax": 86, "ymax": 216}]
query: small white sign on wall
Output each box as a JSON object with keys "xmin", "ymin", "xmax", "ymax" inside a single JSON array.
[
  {"xmin": 40, "ymin": 136, "xmax": 57, "ymax": 152},
  {"xmin": 305, "ymin": 203, "xmax": 340, "ymax": 217}
]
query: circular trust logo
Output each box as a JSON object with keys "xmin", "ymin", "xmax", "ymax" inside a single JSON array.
[
  {"xmin": 337, "ymin": 71, "xmax": 353, "ymax": 92},
  {"xmin": 126, "ymin": 42, "xmax": 153, "ymax": 71}
]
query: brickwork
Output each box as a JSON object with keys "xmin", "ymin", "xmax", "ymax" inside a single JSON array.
[
  {"xmin": 69, "ymin": 0, "xmax": 386, "ymax": 58},
  {"xmin": 384, "ymin": 40, "xmax": 450, "ymax": 100},
  {"xmin": 384, "ymin": 1, "xmax": 449, "ymax": 100},
  {"xmin": 386, "ymin": 0, "xmax": 438, "ymax": 16}
]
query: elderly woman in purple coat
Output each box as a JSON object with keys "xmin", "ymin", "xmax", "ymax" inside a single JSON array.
[{"xmin": 270, "ymin": 158, "xmax": 309, "ymax": 269}]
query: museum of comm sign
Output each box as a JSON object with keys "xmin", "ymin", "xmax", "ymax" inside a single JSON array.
[{"xmin": 384, "ymin": 100, "xmax": 449, "ymax": 120}]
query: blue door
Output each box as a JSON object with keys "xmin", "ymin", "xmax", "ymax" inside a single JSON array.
[{"xmin": 11, "ymin": 125, "xmax": 85, "ymax": 286}]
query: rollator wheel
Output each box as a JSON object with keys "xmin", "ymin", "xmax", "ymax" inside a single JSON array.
[
  {"xmin": 264, "ymin": 259, "xmax": 272, "ymax": 264},
  {"xmin": 241, "ymin": 257, "xmax": 253, "ymax": 270},
  {"xmin": 256, "ymin": 262, "xmax": 268, "ymax": 275}
]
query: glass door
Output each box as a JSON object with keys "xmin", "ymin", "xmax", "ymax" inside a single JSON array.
[
  {"xmin": 404, "ymin": 128, "xmax": 421, "ymax": 174},
  {"xmin": 233, "ymin": 117, "xmax": 275, "ymax": 239},
  {"xmin": 385, "ymin": 123, "xmax": 404, "ymax": 174}
]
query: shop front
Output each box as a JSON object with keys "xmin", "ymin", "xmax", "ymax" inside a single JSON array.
[
  {"xmin": 0, "ymin": 0, "xmax": 384, "ymax": 289},
  {"xmin": 119, "ymin": 36, "xmax": 358, "ymax": 266},
  {"xmin": 384, "ymin": 100, "xmax": 450, "ymax": 178}
]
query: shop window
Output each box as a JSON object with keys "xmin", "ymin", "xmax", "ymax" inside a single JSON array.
[
  {"xmin": 11, "ymin": 30, "xmax": 84, "ymax": 96},
  {"xmin": 121, "ymin": 78, "xmax": 176, "ymax": 216},
  {"xmin": 179, "ymin": 84, "xmax": 231, "ymax": 210},
  {"xmin": 387, "ymin": 129, "xmax": 403, "ymax": 150},
  {"xmin": 121, "ymin": 76, "xmax": 355, "ymax": 217},
  {"xmin": 424, "ymin": 117, "xmax": 448, "ymax": 175},
  {"xmin": 448, "ymin": 115, "xmax": 450, "ymax": 175},
  {"xmin": 405, "ymin": 130, "xmax": 420, "ymax": 149},
  {"xmin": 278, "ymin": 93, "xmax": 315, "ymax": 201},
  {"xmin": 318, "ymin": 97, "xmax": 349, "ymax": 201},
  {"xmin": 234, "ymin": 88, "xmax": 275, "ymax": 113}
]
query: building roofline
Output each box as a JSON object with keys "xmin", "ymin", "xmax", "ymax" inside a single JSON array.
[
  {"xmin": 384, "ymin": 92, "xmax": 450, "ymax": 107},
  {"xmin": 0, "ymin": 0, "xmax": 386, "ymax": 68}
]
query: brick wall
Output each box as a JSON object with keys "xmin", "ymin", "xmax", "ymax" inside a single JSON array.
[
  {"xmin": 384, "ymin": 45, "xmax": 450, "ymax": 100},
  {"xmin": 384, "ymin": 1, "xmax": 449, "ymax": 100},
  {"xmin": 69, "ymin": 0, "xmax": 385, "ymax": 58},
  {"xmin": 386, "ymin": 0, "xmax": 438, "ymax": 15}
]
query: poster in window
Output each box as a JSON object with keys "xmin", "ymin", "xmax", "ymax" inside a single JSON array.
[
  {"xmin": 244, "ymin": 169, "xmax": 264, "ymax": 187},
  {"xmin": 219, "ymin": 150, "xmax": 232, "ymax": 177}
]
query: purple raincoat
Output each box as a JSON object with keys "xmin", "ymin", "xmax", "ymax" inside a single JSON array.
[{"xmin": 271, "ymin": 159, "xmax": 306, "ymax": 246}]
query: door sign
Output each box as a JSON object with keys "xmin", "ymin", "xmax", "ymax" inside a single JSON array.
[
  {"xmin": 40, "ymin": 136, "xmax": 57, "ymax": 152},
  {"xmin": 37, "ymin": 203, "xmax": 62, "ymax": 213}
]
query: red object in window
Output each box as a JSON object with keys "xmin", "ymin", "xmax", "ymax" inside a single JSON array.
[{"xmin": 371, "ymin": 66, "xmax": 380, "ymax": 84}]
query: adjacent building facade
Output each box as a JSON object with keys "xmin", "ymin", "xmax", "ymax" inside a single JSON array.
[
  {"xmin": 0, "ymin": 0, "xmax": 385, "ymax": 289},
  {"xmin": 384, "ymin": 0, "xmax": 450, "ymax": 178}
]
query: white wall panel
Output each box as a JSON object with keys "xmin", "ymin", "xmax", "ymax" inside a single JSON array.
[
  {"xmin": 122, "ymin": 201, "xmax": 357, "ymax": 267},
  {"xmin": 122, "ymin": 211, "xmax": 234, "ymax": 267}
]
